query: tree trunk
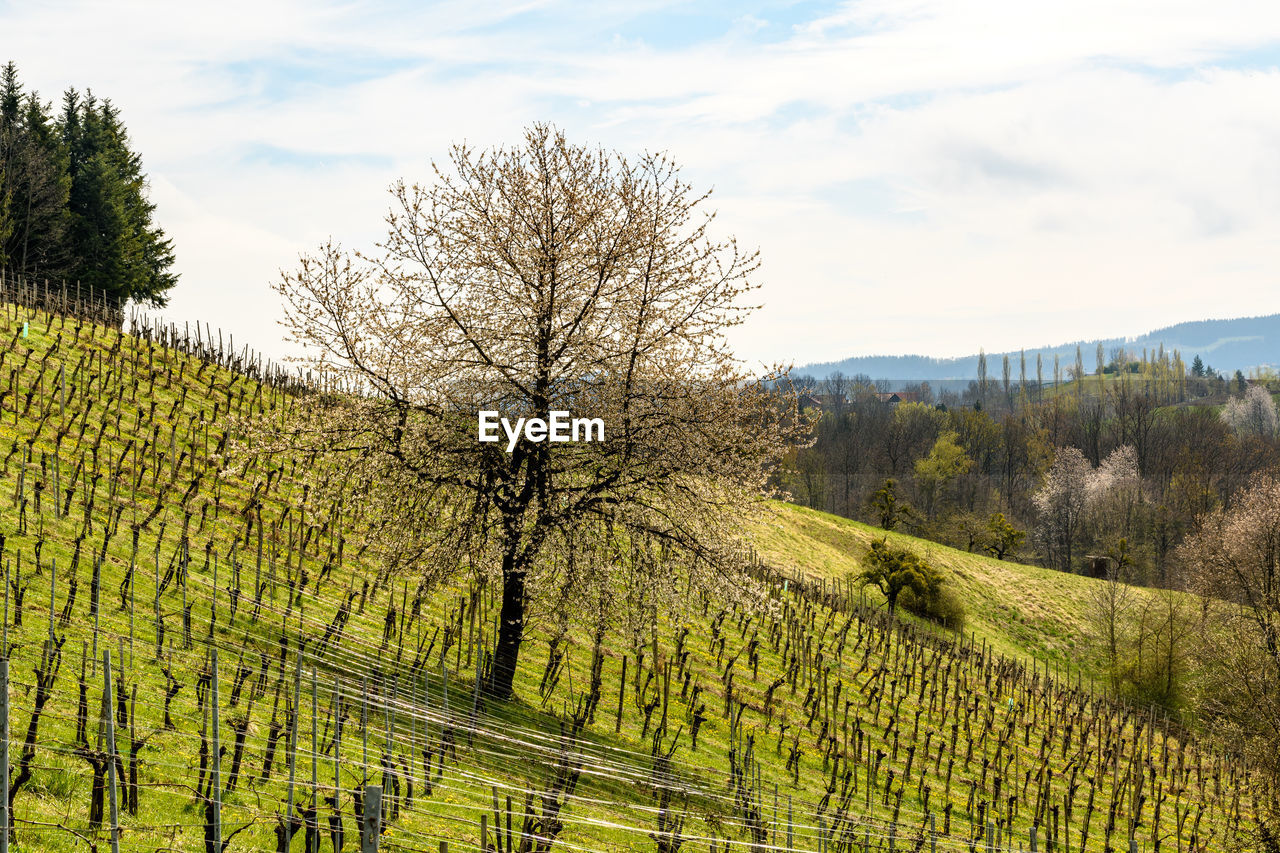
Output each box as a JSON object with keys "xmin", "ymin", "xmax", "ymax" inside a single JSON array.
[{"xmin": 489, "ymin": 552, "xmax": 527, "ymax": 700}]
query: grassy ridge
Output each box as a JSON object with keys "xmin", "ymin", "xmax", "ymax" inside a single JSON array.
[
  {"xmin": 0, "ymin": 295, "xmax": 1258, "ymax": 851},
  {"xmin": 753, "ymin": 503, "xmax": 1131, "ymax": 669}
]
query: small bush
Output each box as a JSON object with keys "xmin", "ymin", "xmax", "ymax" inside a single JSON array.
[
  {"xmin": 858, "ymin": 539, "xmax": 966, "ymax": 631},
  {"xmin": 900, "ymin": 584, "xmax": 966, "ymax": 632}
]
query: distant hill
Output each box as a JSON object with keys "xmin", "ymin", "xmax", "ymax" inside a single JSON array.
[{"xmin": 799, "ymin": 313, "xmax": 1280, "ymax": 380}]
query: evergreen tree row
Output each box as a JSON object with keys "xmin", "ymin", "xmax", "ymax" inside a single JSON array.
[{"xmin": 0, "ymin": 60, "xmax": 176, "ymax": 307}]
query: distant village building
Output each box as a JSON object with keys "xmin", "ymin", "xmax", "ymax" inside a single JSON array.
[
  {"xmin": 876, "ymin": 391, "xmax": 920, "ymax": 404},
  {"xmin": 798, "ymin": 393, "xmax": 851, "ymax": 413},
  {"xmin": 797, "ymin": 393, "xmax": 825, "ymax": 413},
  {"xmin": 798, "ymin": 389, "xmax": 931, "ymax": 410}
]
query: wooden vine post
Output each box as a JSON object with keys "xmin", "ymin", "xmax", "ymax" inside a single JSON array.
[
  {"xmin": 361, "ymin": 785, "xmax": 382, "ymax": 853},
  {"xmin": 102, "ymin": 649, "xmax": 120, "ymax": 853},
  {"xmin": 210, "ymin": 648, "xmax": 222, "ymax": 852},
  {"xmin": 0, "ymin": 656, "xmax": 8, "ymax": 853}
]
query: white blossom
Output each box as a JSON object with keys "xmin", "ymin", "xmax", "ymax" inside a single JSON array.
[{"xmin": 1220, "ymin": 384, "xmax": 1279, "ymax": 437}]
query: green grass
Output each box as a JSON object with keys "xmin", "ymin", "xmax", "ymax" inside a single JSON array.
[
  {"xmin": 752, "ymin": 502, "xmax": 1136, "ymax": 670},
  {"xmin": 0, "ymin": 300, "xmax": 1257, "ymax": 852}
]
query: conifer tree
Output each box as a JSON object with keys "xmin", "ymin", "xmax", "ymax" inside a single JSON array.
[
  {"xmin": 1, "ymin": 61, "xmax": 176, "ymax": 307},
  {"xmin": 0, "ymin": 61, "xmax": 70, "ymax": 277},
  {"xmin": 62, "ymin": 88, "xmax": 176, "ymax": 307}
]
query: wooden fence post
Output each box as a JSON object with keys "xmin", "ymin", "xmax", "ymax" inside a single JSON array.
[
  {"xmin": 361, "ymin": 785, "xmax": 382, "ymax": 853},
  {"xmin": 102, "ymin": 649, "xmax": 120, "ymax": 853},
  {"xmin": 48, "ymin": 559, "xmax": 56, "ymax": 649},
  {"xmin": 153, "ymin": 551, "xmax": 163, "ymax": 659},
  {"xmin": 0, "ymin": 656, "xmax": 8, "ymax": 853},
  {"xmin": 616, "ymin": 656, "xmax": 626, "ymax": 734},
  {"xmin": 470, "ymin": 654, "xmax": 480, "ymax": 745},
  {"xmin": 209, "ymin": 553, "xmax": 217, "ymax": 639},
  {"xmin": 286, "ymin": 655, "xmax": 301, "ymax": 844},
  {"xmin": 441, "ymin": 667, "xmax": 449, "ymax": 727},
  {"xmin": 362, "ymin": 678, "xmax": 370, "ymax": 782},
  {"xmin": 211, "ymin": 648, "xmax": 222, "ymax": 852},
  {"xmin": 385, "ymin": 676, "xmax": 396, "ymax": 816},
  {"xmin": 91, "ymin": 558, "xmax": 100, "ymax": 674},
  {"xmin": 312, "ymin": 666, "xmax": 319, "ymax": 819},
  {"xmin": 333, "ymin": 675, "xmax": 342, "ymax": 837}
]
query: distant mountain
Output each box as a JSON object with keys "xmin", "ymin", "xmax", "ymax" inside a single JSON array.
[{"xmin": 798, "ymin": 314, "xmax": 1280, "ymax": 381}]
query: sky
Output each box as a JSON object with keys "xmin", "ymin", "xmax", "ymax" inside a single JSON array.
[{"xmin": 3, "ymin": 0, "xmax": 1280, "ymax": 369}]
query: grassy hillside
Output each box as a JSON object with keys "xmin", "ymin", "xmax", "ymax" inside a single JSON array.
[
  {"xmin": 754, "ymin": 503, "xmax": 1146, "ymax": 672},
  {"xmin": 0, "ymin": 290, "xmax": 1260, "ymax": 852}
]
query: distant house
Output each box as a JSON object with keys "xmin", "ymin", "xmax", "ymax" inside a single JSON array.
[
  {"xmin": 798, "ymin": 393, "xmax": 824, "ymax": 412},
  {"xmin": 798, "ymin": 393, "xmax": 851, "ymax": 413},
  {"xmin": 876, "ymin": 391, "xmax": 920, "ymax": 404}
]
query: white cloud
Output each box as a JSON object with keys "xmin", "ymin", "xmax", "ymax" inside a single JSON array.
[{"xmin": 3, "ymin": 0, "xmax": 1279, "ymax": 366}]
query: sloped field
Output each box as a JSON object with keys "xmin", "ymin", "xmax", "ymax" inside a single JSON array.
[{"xmin": 0, "ymin": 284, "xmax": 1260, "ymax": 851}]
